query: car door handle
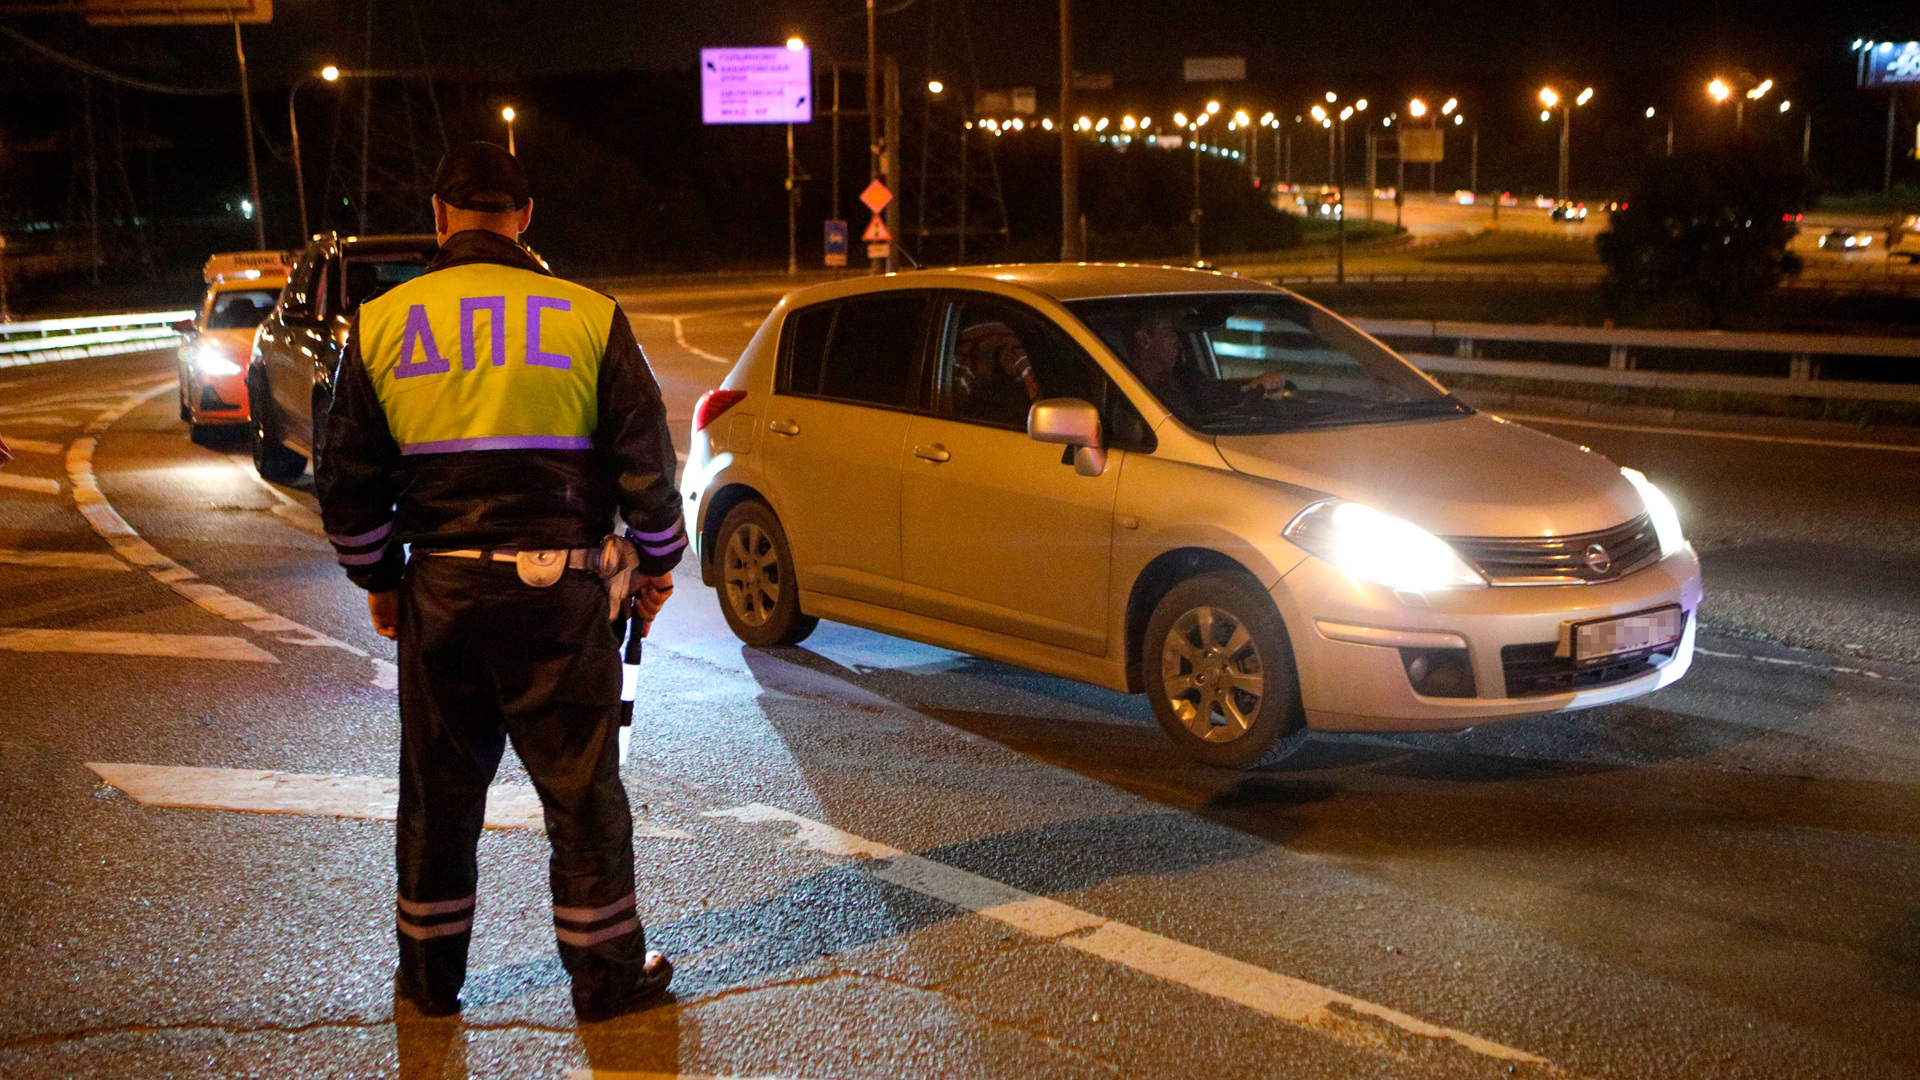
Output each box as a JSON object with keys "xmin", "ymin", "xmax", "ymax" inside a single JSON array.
[
  {"xmin": 912, "ymin": 444, "xmax": 951, "ymax": 463},
  {"xmin": 769, "ymin": 419, "xmax": 801, "ymax": 436}
]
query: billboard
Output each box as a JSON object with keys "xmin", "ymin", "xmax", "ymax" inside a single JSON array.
[
  {"xmin": 701, "ymin": 47, "xmax": 812, "ymax": 125},
  {"xmin": 1183, "ymin": 57, "xmax": 1246, "ymax": 82},
  {"xmin": 1400, "ymin": 129, "xmax": 1444, "ymax": 164},
  {"xmin": 84, "ymin": 0, "xmax": 271, "ymax": 25},
  {"xmin": 1866, "ymin": 42, "xmax": 1920, "ymax": 86}
]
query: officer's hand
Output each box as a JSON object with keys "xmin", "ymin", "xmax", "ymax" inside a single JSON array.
[
  {"xmin": 368, "ymin": 590, "xmax": 399, "ymax": 640},
  {"xmin": 632, "ymin": 572, "xmax": 674, "ymax": 624}
]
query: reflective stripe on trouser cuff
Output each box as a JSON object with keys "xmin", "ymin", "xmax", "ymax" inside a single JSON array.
[
  {"xmin": 399, "ymin": 895, "xmax": 476, "ymax": 917},
  {"xmin": 553, "ymin": 893, "xmax": 636, "ymax": 924},
  {"xmin": 398, "ymin": 915, "xmax": 474, "ymax": 940},
  {"xmin": 554, "ymin": 916, "xmax": 641, "ymax": 948}
]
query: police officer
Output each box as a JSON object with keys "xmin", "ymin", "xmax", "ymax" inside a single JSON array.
[{"xmin": 316, "ymin": 142, "xmax": 684, "ymax": 1023}]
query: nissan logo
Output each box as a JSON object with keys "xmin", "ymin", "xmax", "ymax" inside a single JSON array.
[{"xmin": 1584, "ymin": 543, "xmax": 1613, "ymax": 576}]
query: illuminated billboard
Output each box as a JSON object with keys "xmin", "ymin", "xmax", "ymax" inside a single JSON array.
[
  {"xmin": 1865, "ymin": 41, "xmax": 1920, "ymax": 87},
  {"xmin": 701, "ymin": 47, "xmax": 812, "ymax": 125}
]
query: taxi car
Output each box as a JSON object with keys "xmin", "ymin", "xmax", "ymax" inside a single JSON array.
[
  {"xmin": 175, "ymin": 250, "xmax": 290, "ymax": 440},
  {"xmin": 682, "ymin": 264, "xmax": 1702, "ymax": 767},
  {"xmin": 246, "ymin": 232, "xmax": 437, "ymax": 480}
]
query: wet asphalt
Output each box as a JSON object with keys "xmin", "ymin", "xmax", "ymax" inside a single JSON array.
[{"xmin": 0, "ymin": 282, "xmax": 1915, "ymax": 1079}]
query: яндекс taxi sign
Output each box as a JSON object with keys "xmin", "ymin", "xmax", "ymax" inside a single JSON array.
[{"xmin": 701, "ymin": 47, "xmax": 812, "ymax": 125}]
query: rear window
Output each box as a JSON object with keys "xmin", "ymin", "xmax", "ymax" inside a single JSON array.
[
  {"xmin": 341, "ymin": 256, "xmax": 428, "ymax": 315},
  {"xmin": 780, "ymin": 293, "xmax": 926, "ymax": 409},
  {"xmin": 206, "ymin": 288, "xmax": 281, "ymax": 330}
]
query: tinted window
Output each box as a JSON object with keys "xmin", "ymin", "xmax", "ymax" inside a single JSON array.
[
  {"xmin": 342, "ymin": 256, "xmax": 428, "ymax": 314},
  {"xmin": 280, "ymin": 254, "xmax": 322, "ymax": 320},
  {"xmin": 206, "ymin": 289, "xmax": 282, "ymax": 330},
  {"xmin": 940, "ymin": 297, "xmax": 1105, "ymax": 429},
  {"xmin": 782, "ymin": 293, "xmax": 925, "ymax": 408}
]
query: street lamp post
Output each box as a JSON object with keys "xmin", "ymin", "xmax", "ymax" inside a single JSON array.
[
  {"xmin": 288, "ymin": 65, "xmax": 341, "ymax": 243},
  {"xmin": 501, "ymin": 106, "xmax": 517, "ymax": 155},
  {"xmin": 1539, "ymin": 86, "xmax": 1591, "ymax": 203}
]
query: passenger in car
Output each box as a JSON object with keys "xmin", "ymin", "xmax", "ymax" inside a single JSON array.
[
  {"xmin": 953, "ymin": 319, "xmax": 1043, "ymax": 421},
  {"xmin": 1117, "ymin": 312, "xmax": 1289, "ymax": 416}
]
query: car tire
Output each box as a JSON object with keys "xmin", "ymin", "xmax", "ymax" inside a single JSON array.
[
  {"xmin": 246, "ymin": 371, "xmax": 307, "ymax": 483},
  {"xmin": 715, "ymin": 500, "xmax": 817, "ymax": 648},
  {"xmin": 1143, "ymin": 572, "xmax": 1307, "ymax": 769}
]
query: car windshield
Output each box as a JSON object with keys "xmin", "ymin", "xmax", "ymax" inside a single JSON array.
[
  {"xmin": 205, "ymin": 288, "xmax": 281, "ymax": 330},
  {"xmin": 1065, "ymin": 293, "xmax": 1468, "ymax": 435}
]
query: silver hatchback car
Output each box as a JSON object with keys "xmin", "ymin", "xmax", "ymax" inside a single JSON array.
[{"xmin": 682, "ymin": 264, "xmax": 1701, "ymax": 767}]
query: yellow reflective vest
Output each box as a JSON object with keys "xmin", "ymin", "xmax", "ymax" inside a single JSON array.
[{"xmin": 354, "ymin": 261, "xmax": 618, "ymax": 455}]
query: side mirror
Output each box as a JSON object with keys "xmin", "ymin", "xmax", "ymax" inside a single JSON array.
[
  {"xmin": 1027, "ymin": 397, "xmax": 1107, "ymax": 477},
  {"xmin": 170, "ymin": 320, "xmax": 196, "ymax": 335}
]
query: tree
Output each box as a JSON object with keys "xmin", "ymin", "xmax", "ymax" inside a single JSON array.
[{"xmin": 1597, "ymin": 144, "xmax": 1818, "ymax": 326}]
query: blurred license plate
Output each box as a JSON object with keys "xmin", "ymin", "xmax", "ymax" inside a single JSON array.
[{"xmin": 1572, "ymin": 606, "xmax": 1683, "ymax": 663}]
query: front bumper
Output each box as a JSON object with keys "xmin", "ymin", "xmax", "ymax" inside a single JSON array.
[{"xmin": 1274, "ymin": 546, "xmax": 1703, "ymax": 732}]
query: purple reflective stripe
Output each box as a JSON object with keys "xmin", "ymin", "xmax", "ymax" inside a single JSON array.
[
  {"xmin": 398, "ymin": 895, "xmax": 475, "ymax": 917},
  {"xmin": 338, "ymin": 545, "xmax": 390, "ymax": 566},
  {"xmin": 398, "ymin": 916, "xmax": 473, "ymax": 941},
  {"xmin": 399, "ymin": 435, "xmax": 593, "ymax": 455},
  {"xmin": 638, "ymin": 538, "xmax": 687, "ymax": 557},
  {"xmin": 526, "ymin": 296, "xmax": 574, "ymax": 369},
  {"xmin": 554, "ymin": 916, "xmax": 640, "ymax": 948},
  {"xmin": 395, "ymin": 304, "xmax": 449, "ymax": 379},
  {"xmin": 459, "ymin": 295, "xmax": 507, "ymax": 370},
  {"xmin": 553, "ymin": 893, "xmax": 636, "ymax": 924},
  {"xmin": 629, "ymin": 524, "xmax": 683, "ymax": 542},
  {"xmin": 329, "ymin": 520, "xmax": 394, "ymax": 548}
]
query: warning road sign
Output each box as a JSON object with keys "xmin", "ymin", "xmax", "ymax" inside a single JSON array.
[
  {"xmin": 862, "ymin": 216, "xmax": 892, "ymax": 243},
  {"xmin": 860, "ymin": 180, "xmax": 893, "ymax": 215}
]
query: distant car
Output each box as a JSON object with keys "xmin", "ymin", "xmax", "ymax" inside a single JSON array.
[
  {"xmin": 246, "ymin": 232, "xmax": 438, "ymax": 481},
  {"xmin": 1817, "ymin": 229, "xmax": 1873, "ymax": 251},
  {"xmin": 684, "ymin": 264, "xmax": 1701, "ymax": 767},
  {"xmin": 1453, "ymin": 190, "xmax": 1476, "ymax": 205},
  {"xmin": 1498, "ymin": 192, "xmax": 1521, "ymax": 207},
  {"xmin": 176, "ymin": 250, "xmax": 290, "ymax": 440},
  {"xmin": 1548, "ymin": 201, "xmax": 1588, "ymax": 222},
  {"xmin": 1533, "ymin": 195, "xmax": 1556, "ymax": 209}
]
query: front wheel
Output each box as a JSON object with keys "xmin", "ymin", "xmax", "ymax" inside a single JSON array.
[
  {"xmin": 1143, "ymin": 572, "xmax": 1306, "ymax": 769},
  {"xmin": 246, "ymin": 373, "xmax": 307, "ymax": 483},
  {"xmin": 715, "ymin": 501, "xmax": 817, "ymax": 648}
]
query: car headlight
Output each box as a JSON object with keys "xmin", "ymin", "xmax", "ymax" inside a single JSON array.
[
  {"xmin": 1283, "ymin": 499, "xmax": 1485, "ymax": 590},
  {"xmin": 1620, "ymin": 467, "xmax": 1685, "ymax": 558},
  {"xmin": 192, "ymin": 344, "xmax": 242, "ymax": 377}
]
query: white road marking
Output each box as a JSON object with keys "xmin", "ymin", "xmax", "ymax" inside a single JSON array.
[
  {"xmin": 0, "ymin": 472, "xmax": 61, "ymax": 494},
  {"xmin": 0, "ymin": 549, "xmax": 129, "ymax": 571},
  {"xmin": 633, "ymin": 313, "xmax": 735, "ymax": 364},
  {"xmin": 0, "ymin": 415, "xmax": 80, "ymax": 428},
  {"xmin": 65, "ymin": 382, "xmax": 394, "ymax": 689},
  {"xmin": 1504, "ymin": 412, "xmax": 1920, "ymax": 454},
  {"xmin": 0, "ymin": 436, "xmax": 64, "ymax": 454},
  {"xmin": 1697, "ymin": 646, "xmax": 1907, "ymax": 682},
  {"xmin": 0, "ymin": 628, "xmax": 277, "ymax": 663},
  {"xmin": 88, "ymin": 762, "xmax": 694, "ymax": 838},
  {"xmin": 705, "ymin": 803, "xmax": 1554, "ymax": 1070},
  {"xmin": 234, "ymin": 462, "xmax": 327, "ymax": 537}
]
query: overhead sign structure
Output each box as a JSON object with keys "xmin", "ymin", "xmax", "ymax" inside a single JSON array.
[
  {"xmin": 1011, "ymin": 88, "xmax": 1037, "ymax": 115},
  {"xmin": 701, "ymin": 47, "xmax": 812, "ymax": 125},
  {"xmin": 1865, "ymin": 42, "xmax": 1920, "ymax": 87},
  {"xmin": 82, "ymin": 0, "xmax": 271, "ymax": 24},
  {"xmin": 1399, "ymin": 130, "xmax": 1445, "ymax": 164},
  {"xmin": 823, "ymin": 220, "xmax": 848, "ymax": 268},
  {"xmin": 1183, "ymin": 57, "xmax": 1246, "ymax": 83}
]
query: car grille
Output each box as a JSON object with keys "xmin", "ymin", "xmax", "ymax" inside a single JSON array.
[
  {"xmin": 1500, "ymin": 638, "xmax": 1678, "ymax": 698},
  {"xmin": 1446, "ymin": 514, "xmax": 1661, "ymax": 586}
]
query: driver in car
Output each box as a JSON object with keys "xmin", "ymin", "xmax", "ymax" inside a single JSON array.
[{"xmin": 1124, "ymin": 312, "xmax": 1290, "ymax": 415}]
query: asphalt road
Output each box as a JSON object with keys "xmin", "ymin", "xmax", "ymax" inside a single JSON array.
[{"xmin": 0, "ymin": 278, "xmax": 1916, "ymax": 1079}]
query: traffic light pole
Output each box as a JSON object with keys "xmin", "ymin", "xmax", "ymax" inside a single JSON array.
[{"xmin": 1059, "ymin": 0, "xmax": 1081, "ymax": 261}]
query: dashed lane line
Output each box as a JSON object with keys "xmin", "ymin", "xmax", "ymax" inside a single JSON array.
[
  {"xmin": 87, "ymin": 762, "xmax": 693, "ymax": 838},
  {"xmin": 0, "ymin": 437, "xmax": 64, "ymax": 454},
  {"xmin": 1697, "ymin": 645, "xmax": 1908, "ymax": 683},
  {"xmin": 1503, "ymin": 412, "xmax": 1920, "ymax": 454},
  {"xmin": 0, "ymin": 629, "xmax": 277, "ymax": 663},
  {"xmin": 66, "ymin": 380, "xmax": 397, "ymax": 690},
  {"xmin": 632, "ymin": 313, "xmax": 736, "ymax": 364},
  {"xmin": 0, "ymin": 472, "xmax": 61, "ymax": 494},
  {"xmin": 0, "ymin": 549, "xmax": 130, "ymax": 571}
]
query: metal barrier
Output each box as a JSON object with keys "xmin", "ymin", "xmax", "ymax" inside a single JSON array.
[
  {"xmin": 0, "ymin": 309, "xmax": 193, "ymax": 369},
  {"xmin": 1346, "ymin": 317, "xmax": 1920, "ymax": 402},
  {"xmin": 1268, "ymin": 269, "xmax": 1920, "ymax": 296}
]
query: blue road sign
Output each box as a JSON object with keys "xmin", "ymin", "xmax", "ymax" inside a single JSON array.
[{"xmin": 824, "ymin": 219, "xmax": 848, "ymax": 267}]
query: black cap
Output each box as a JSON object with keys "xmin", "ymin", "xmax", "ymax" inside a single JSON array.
[{"xmin": 433, "ymin": 141, "xmax": 529, "ymax": 213}]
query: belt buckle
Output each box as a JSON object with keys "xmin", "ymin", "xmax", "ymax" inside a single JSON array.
[{"xmin": 515, "ymin": 549, "xmax": 567, "ymax": 588}]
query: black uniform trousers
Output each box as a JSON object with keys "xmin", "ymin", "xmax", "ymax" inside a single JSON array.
[{"xmin": 394, "ymin": 553, "xmax": 649, "ymax": 1011}]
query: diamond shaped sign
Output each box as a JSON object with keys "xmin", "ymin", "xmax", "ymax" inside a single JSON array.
[{"xmin": 860, "ymin": 180, "xmax": 893, "ymax": 215}]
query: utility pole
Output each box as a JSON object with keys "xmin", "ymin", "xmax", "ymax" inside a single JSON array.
[
  {"xmin": 1802, "ymin": 111, "xmax": 1812, "ymax": 167},
  {"xmin": 867, "ymin": 0, "xmax": 889, "ymax": 271},
  {"xmin": 786, "ymin": 121, "xmax": 798, "ymax": 275},
  {"xmin": 1469, "ymin": 128, "xmax": 1479, "ymax": 195},
  {"xmin": 1885, "ymin": 94, "xmax": 1897, "ymax": 199},
  {"xmin": 232, "ymin": 18, "xmax": 265, "ymax": 249},
  {"xmin": 1557, "ymin": 106, "xmax": 1571, "ymax": 203},
  {"xmin": 1059, "ymin": 0, "xmax": 1081, "ymax": 260},
  {"xmin": 1190, "ymin": 135, "xmax": 1202, "ymax": 263}
]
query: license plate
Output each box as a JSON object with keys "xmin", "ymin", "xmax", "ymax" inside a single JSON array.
[{"xmin": 1571, "ymin": 605, "xmax": 1684, "ymax": 663}]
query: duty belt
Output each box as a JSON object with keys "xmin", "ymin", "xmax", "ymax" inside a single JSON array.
[{"xmin": 428, "ymin": 537, "xmax": 640, "ymax": 614}]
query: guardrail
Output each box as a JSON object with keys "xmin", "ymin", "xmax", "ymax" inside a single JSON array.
[
  {"xmin": 1269, "ymin": 268, "xmax": 1920, "ymax": 296},
  {"xmin": 0, "ymin": 309, "xmax": 193, "ymax": 369},
  {"xmin": 1349, "ymin": 317, "xmax": 1920, "ymax": 403}
]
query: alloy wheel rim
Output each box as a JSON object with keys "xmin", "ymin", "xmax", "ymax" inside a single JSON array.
[
  {"xmin": 1160, "ymin": 605, "xmax": 1265, "ymax": 742},
  {"xmin": 723, "ymin": 522, "xmax": 781, "ymax": 627}
]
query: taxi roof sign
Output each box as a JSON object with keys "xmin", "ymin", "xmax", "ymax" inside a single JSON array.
[{"xmin": 203, "ymin": 250, "xmax": 293, "ymax": 284}]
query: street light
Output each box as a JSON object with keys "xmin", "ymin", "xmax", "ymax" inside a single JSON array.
[
  {"xmin": 1537, "ymin": 85, "xmax": 1589, "ymax": 203},
  {"xmin": 927, "ymin": 80, "xmax": 944, "ymax": 94},
  {"xmin": 501, "ymin": 106, "xmax": 517, "ymax": 155},
  {"xmin": 288, "ymin": 64, "xmax": 344, "ymax": 241}
]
